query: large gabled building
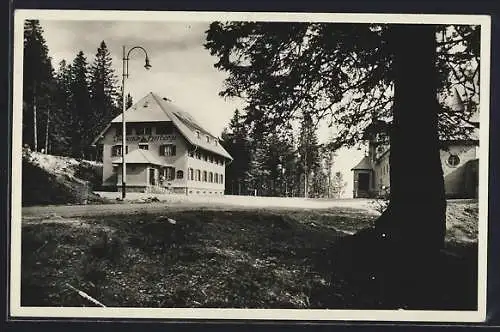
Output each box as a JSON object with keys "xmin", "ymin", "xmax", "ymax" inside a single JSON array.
[{"xmin": 92, "ymin": 92, "xmax": 233, "ymax": 195}]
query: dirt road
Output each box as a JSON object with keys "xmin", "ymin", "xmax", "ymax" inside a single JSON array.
[{"xmin": 21, "ymin": 195, "xmax": 377, "ymax": 218}]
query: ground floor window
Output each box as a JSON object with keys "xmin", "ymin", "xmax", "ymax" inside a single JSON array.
[
  {"xmin": 176, "ymin": 170, "xmax": 184, "ymax": 179},
  {"xmin": 163, "ymin": 167, "xmax": 175, "ymax": 181}
]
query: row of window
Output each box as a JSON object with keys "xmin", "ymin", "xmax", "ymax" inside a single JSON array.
[
  {"xmin": 115, "ymin": 123, "xmax": 174, "ymax": 136},
  {"xmin": 187, "ymin": 168, "xmax": 224, "ymax": 184},
  {"xmin": 111, "ymin": 144, "xmax": 177, "ymax": 157},
  {"xmin": 158, "ymin": 167, "xmax": 224, "ymax": 184},
  {"xmin": 188, "ymin": 150, "xmax": 224, "ymax": 166}
]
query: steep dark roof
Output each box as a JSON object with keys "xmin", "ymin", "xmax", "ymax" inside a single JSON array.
[{"xmin": 351, "ymin": 156, "xmax": 373, "ymax": 171}]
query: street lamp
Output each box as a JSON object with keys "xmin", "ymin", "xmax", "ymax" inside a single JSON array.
[{"xmin": 121, "ymin": 45, "xmax": 151, "ymax": 199}]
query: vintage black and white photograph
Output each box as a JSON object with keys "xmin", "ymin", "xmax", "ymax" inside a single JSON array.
[{"xmin": 10, "ymin": 10, "xmax": 490, "ymax": 322}]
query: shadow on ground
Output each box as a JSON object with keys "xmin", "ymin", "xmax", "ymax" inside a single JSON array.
[{"xmin": 21, "ymin": 206, "xmax": 478, "ymax": 310}]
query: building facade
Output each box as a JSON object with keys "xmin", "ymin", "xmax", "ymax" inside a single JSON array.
[
  {"xmin": 93, "ymin": 92, "xmax": 233, "ymax": 195},
  {"xmin": 352, "ymin": 90, "xmax": 479, "ymax": 199}
]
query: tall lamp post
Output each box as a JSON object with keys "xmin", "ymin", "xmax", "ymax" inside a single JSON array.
[{"xmin": 121, "ymin": 45, "xmax": 151, "ymax": 199}]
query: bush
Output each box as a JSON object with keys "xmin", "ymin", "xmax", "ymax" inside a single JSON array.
[{"xmin": 370, "ymin": 187, "xmax": 390, "ymax": 214}]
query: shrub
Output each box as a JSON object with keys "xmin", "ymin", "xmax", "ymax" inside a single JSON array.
[{"xmin": 370, "ymin": 187, "xmax": 390, "ymax": 215}]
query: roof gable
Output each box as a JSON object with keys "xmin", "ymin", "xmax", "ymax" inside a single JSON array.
[
  {"xmin": 110, "ymin": 94, "xmax": 172, "ymax": 123},
  {"xmin": 94, "ymin": 92, "xmax": 233, "ymax": 160}
]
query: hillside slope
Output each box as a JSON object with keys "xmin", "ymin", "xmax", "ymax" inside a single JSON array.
[{"xmin": 22, "ymin": 149, "xmax": 105, "ymax": 206}]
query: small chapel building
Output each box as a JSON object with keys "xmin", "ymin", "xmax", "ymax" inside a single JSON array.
[
  {"xmin": 92, "ymin": 92, "xmax": 233, "ymax": 195},
  {"xmin": 351, "ymin": 89, "xmax": 479, "ymax": 199}
]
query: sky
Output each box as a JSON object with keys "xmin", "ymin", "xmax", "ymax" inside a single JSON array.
[{"xmin": 39, "ymin": 20, "xmax": 364, "ymax": 197}]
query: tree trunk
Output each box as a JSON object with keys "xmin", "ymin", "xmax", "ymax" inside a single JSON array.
[{"xmin": 378, "ymin": 24, "xmax": 446, "ymax": 254}]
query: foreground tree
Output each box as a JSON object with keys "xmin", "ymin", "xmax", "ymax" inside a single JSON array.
[{"xmin": 205, "ymin": 22, "xmax": 480, "ymax": 255}]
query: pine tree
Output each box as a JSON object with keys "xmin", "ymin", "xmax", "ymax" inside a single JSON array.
[
  {"xmin": 23, "ymin": 20, "xmax": 56, "ymax": 151},
  {"xmin": 89, "ymin": 41, "xmax": 120, "ymax": 155},
  {"xmin": 69, "ymin": 51, "xmax": 92, "ymax": 158},
  {"xmin": 49, "ymin": 60, "xmax": 73, "ymax": 155},
  {"xmin": 221, "ymin": 109, "xmax": 252, "ymax": 195}
]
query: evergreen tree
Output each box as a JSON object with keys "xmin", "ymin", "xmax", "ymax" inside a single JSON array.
[
  {"xmin": 89, "ymin": 41, "xmax": 120, "ymax": 155},
  {"xmin": 23, "ymin": 20, "xmax": 56, "ymax": 151},
  {"xmin": 49, "ymin": 60, "xmax": 73, "ymax": 155},
  {"xmin": 221, "ymin": 109, "xmax": 252, "ymax": 195},
  {"xmin": 69, "ymin": 51, "xmax": 92, "ymax": 158}
]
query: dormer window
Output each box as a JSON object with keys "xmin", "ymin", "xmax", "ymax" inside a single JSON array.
[
  {"xmin": 196, "ymin": 131, "xmax": 200, "ymax": 139},
  {"xmin": 206, "ymin": 135, "xmax": 210, "ymax": 143}
]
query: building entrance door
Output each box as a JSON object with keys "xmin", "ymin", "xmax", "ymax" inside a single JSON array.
[
  {"xmin": 149, "ymin": 168, "xmax": 156, "ymax": 186},
  {"xmin": 358, "ymin": 173, "xmax": 370, "ymax": 191}
]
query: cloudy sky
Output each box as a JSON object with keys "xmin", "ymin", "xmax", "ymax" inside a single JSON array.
[{"xmin": 38, "ymin": 19, "xmax": 363, "ymax": 197}]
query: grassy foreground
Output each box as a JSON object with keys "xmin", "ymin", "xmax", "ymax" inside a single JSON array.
[{"xmin": 21, "ymin": 201, "xmax": 478, "ymax": 310}]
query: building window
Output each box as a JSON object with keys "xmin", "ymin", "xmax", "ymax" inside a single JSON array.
[
  {"xmin": 164, "ymin": 167, "xmax": 175, "ymax": 181},
  {"xmin": 111, "ymin": 145, "xmax": 128, "ymax": 157},
  {"xmin": 203, "ymin": 153, "xmax": 208, "ymax": 162},
  {"xmin": 215, "ymin": 140, "xmax": 218, "ymax": 146},
  {"xmin": 447, "ymin": 154, "xmax": 461, "ymax": 167},
  {"xmin": 160, "ymin": 144, "xmax": 176, "ymax": 156},
  {"xmin": 209, "ymin": 172, "xmax": 213, "ymax": 183},
  {"xmin": 189, "ymin": 168, "xmax": 194, "ymax": 180},
  {"xmin": 196, "ymin": 151, "xmax": 201, "ymax": 159},
  {"xmin": 196, "ymin": 131, "xmax": 200, "ymax": 139},
  {"xmin": 138, "ymin": 143, "xmax": 149, "ymax": 150},
  {"xmin": 203, "ymin": 171, "xmax": 207, "ymax": 182},
  {"xmin": 220, "ymin": 174, "xmax": 224, "ymax": 184},
  {"xmin": 209, "ymin": 155, "xmax": 214, "ymax": 163},
  {"xmin": 215, "ymin": 173, "xmax": 219, "ymax": 184},
  {"xmin": 176, "ymin": 170, "xmax": 184, "ymax": 179},
  {"xmin": 116, "ymin": 126, "xmax": 123, "ymax": 137},
  {"xmin": 156, "ymin": 122, "xmax": 173, "ymax": 135},
  {"xmin": 206, "ymin": 135, "xmax": 210, "ymax": 143},
  {"xmin": 136, "ymin": 125, "xmax": 152, "ymax": 135},
  {"xmin": 196, "ymin": 169, "xmax": 201, "ymax": 181},
  {"xmin": 189, "ymin": 150, "xmax": 194, "ymax": 157}
]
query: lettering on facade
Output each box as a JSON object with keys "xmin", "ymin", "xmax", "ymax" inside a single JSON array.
[{"xmin": 113, "ymin": 135, "xmax": 176, "ymax": 143}]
